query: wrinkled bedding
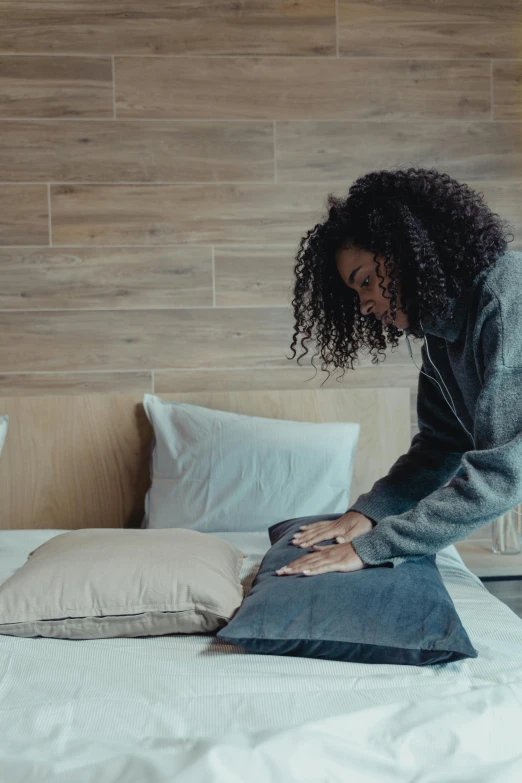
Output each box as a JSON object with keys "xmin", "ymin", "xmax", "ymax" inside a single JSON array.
[{"xmin": 0, "ymin": 529, "xmax": 521, "ymax": 783}]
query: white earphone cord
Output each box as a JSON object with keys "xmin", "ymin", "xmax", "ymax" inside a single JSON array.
[{"xmin": 407, "ymin": 319, "xmax": 522, "ymax": 517}]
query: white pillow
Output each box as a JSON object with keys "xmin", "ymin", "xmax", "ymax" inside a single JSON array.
[
  {"xmin": 0, "ymin": 528, "xmax": 246, "ymax": 640},
  {"xmin": 142, "ymin": 394, "xmax": 360, "ymax": 533},
  {"xmin": 0, "ymin": 415, "xmax": 8, "ymax": 454}
]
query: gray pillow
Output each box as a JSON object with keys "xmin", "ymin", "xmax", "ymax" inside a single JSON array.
[{"xmin": 217, "ymin": 514, "xmax": 478, "ymax": 666}]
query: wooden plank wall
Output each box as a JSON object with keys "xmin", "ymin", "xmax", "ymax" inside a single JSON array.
[{"xmin": 1, "ymin": 1, "xmax": 521, "ymax": 440}]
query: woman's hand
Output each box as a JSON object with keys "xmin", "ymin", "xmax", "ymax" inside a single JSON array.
[
  {"xmin": 274, "ymin": 512, "xmax": 374, "ymax": 577},
  {"xmin": 275, "ymin": 540, "xmax": 367, "ymax": 576},
  {"xmin": 291, "ymin": 511, "xmax": 374, "ymax": 549}
]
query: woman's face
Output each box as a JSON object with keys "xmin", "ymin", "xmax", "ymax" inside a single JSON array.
[{"xmin": 335, "ymin": 243, "xmax": 409, "ymax": 330}]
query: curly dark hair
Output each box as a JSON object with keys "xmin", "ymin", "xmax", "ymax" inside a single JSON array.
[{"xmin": 286, "ymin": 166, "xmax": 514, "ymax": 385}]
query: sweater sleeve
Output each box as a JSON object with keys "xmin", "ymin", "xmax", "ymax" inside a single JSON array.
[
  {"xmin": 351, "ymin": 308, "xmax": 522, "ymax": 568},
  {"xmin": 346, "ymin": 342, "xmax": 471, "ymax": 566}
]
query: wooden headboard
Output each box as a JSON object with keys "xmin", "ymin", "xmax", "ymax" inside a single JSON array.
[{"xmin": 0, "ymin": 389, "xmax": 411, "ymax": 530}]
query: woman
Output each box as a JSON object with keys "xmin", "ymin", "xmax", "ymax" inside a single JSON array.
[{"xmin": 276, "ymin": 167, "xmax": 521, "ymax": 578}]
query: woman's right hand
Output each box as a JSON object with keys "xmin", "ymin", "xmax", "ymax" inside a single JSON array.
[{"xmin": 291, "ymin": 511, "xmax": 375, "ymax": 549}]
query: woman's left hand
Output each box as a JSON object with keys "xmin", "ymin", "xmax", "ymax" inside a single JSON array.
[{"xmin": 275, "ymin": 541, "xmax": 368, "ymax": 577}]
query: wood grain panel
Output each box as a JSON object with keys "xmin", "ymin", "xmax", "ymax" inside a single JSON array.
[
  {"xmin": 0, "ymin": 307, "xmax": 296, "ymax": 372},
  {"xmin": 49, "ymin": 184, "xmax": 327, "ymax": 245},
  {"xmin": 466, "ymin": 181, "xmax": 522, "ymax": 252},
  {"xmin": 49, "ymin": 180, "xmax": 522, "ymax": 249},
  {"xmin": 0, "ymin": 366, "xmax": 421, "ymax": 439},
  {"xmin": 0, "ymin": 185, "xmax": 48, "ymax": 245},
  {"xmin": 156, "ymin": 363, "xmax": 422, "ymax": 439},
  {"xmin": 0, "ymin": 387, "xmax": 411, "ymax": 530},
  {"xmin": 339, "ymin": 1, "xmax": 521, "ymax": 59},
  {"xmin": 492, "ymin": 62, "xmax": 522, "ymax": 120},
  {"xmin": 0, "ymin": 120, "xmax": 275, "ymax": 182},
  {"xmin": 276, "ymin": 121, "xmax": 522, "ymax": 183},
  {"xmin": 0, "ymin": 56, "xmax": 113, "ymax": 118},
  {"xmin": 0, "ymin": 394, "xmax": 153, "ymax": 530},
  {"xmin": 0, "ymin": 1, "xmax": 336, "ymax": 57},
  {"xmin": 0, "ymin": 0, "xmax": 518, "ymax": 498},
  {"xmin": 0, "ymin": 372, "xmax": 152, "ymax": 396},
  {"xmin": 0, "ymin": 247, "xmax": 213, "ymax": 309},
  {"xmin": 154, "ymin": 362, "xmax": 421, "ymax": 394},
  {"xmin": 214, "ymin": 246, "xmax": 295, "ymax": 306},
  {"xmin": 0, "ymin": 306, "xmax": 423, "ymax": 376},
  {"xmin": 115, "ymin": 57, "xmax": 491, "ymax": 120}
]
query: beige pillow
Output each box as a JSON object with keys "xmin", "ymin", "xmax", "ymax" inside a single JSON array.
[{"xmin": 0, "ymin": 528, "xmax": 246, "ymax": 640}]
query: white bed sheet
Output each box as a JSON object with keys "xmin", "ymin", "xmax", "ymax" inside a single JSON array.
[{"xmin": 0, "ymin": 529, "xmax": 522, "ymax": 783}]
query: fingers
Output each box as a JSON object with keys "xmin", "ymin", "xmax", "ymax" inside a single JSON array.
[
  {"xmin": 276, "ymin": 540, "xmax": 362, "ymax": 576},
  {"xmin": 276, "ymin": 559, "xmax": 343, "ymax": 576},
  {"xmin": 291, "ymin": 521, "xmax": 335, "ymax": 547},
  {"xmin": 276, "ymin": 553, "xmax": 330, "ymax": 574},
  {"xmin": 291, "ymin": 520, "xmax": 345, "ymax": 548},
  {"xmin": 311, "ymin": 544, "xmax": 335, "ymax": 550},
  {"xmin": 276, "ymin": 546, "xmax": 348, "ymax": 576}
]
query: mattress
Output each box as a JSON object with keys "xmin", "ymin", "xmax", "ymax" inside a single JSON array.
[{"xmin": 1, "ymin": 529, "xmax": 522, "ymax": 783}]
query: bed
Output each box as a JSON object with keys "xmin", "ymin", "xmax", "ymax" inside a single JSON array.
[{"xmin": 0, "ymin": 389, "xmax": 522, "ymax": 782}]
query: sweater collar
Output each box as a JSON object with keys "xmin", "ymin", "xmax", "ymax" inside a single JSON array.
[{"xmin": 404, "ymin": 295, "xmax": 470, "ymax": 342}]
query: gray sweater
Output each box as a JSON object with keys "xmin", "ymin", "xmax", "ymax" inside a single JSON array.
[{"xmin": 348, "ymin": 249, "xmax": 522, "ymax": 568}]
